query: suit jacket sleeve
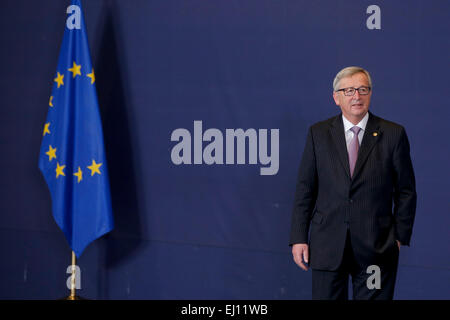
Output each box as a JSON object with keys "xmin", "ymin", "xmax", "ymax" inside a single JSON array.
[
  {"xmin": 392, "ymin": 127, "xmax": 417, "ymax": 246},
  {"xmin": 289, "ymin": 126, "xmax": 318, "ymax": 245}
]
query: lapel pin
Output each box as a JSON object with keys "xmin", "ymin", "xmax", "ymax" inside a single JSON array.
[{"xmin": 373, "ymin": 132, "xmax": 378, "ymax": 137}]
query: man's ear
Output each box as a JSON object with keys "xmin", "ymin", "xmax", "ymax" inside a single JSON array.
[{"xmin": 332, "ymin": 91, "xmax": 340, "ymax": 106}]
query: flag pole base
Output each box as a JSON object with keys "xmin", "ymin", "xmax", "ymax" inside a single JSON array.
[{"xmin": 60, "ymin": 295, "xmax": 86, "ymax": 300}]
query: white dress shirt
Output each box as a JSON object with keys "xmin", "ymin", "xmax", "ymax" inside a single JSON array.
[{"xmin": 342, "ymin": 112, "xmax": 369, "ymax": 150}]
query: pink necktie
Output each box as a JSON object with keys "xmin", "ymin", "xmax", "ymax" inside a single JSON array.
[{"xmin": 348, "ymin": 126, "xmax": 361, "ymax": 177}]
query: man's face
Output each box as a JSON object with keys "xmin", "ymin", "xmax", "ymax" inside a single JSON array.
[{"xmin": 333, "ymin": 72, "xmax": 371, "ymax": 123}]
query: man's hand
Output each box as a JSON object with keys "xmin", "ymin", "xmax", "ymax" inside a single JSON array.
[
  {"xmin": 292, "ymin": 243, "xmax": 309, "ymax": 271},
  {"xmin": 396, "ymin": 240, "xmax": 401, "ymax": 250}
]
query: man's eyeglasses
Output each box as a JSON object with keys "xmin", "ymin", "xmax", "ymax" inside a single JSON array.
[{"xmin": 335, "ymin": 86, "xmax": 371, "ymax": 96}]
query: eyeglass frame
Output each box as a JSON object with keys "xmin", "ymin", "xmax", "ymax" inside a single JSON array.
[{"xmin": 335, "ymin": 86, "xmax": 372, "ymax": 96}]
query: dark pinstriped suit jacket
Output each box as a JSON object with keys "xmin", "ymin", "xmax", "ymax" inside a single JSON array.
[{"xmin": 289, "ymin": 111, "xmax": 417, "ymax": 271}]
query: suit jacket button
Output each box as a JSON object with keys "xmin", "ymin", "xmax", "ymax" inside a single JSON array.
[{"xmin": 349, "ymin": 199, "xmax": 353, "ymax": 203}]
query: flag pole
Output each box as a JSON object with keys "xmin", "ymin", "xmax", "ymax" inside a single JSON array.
[
  {"xmin": 70, "ymin": 251, "xmax": 77, "ymax": 299},
  {"xmin": 63, "ymin": 251, "xmax": 84, "ymax": 300}
]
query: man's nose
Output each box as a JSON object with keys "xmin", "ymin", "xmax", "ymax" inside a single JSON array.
[{"xmin": 353, "ymin": 90, "xmax": 361, "ymax": 98}]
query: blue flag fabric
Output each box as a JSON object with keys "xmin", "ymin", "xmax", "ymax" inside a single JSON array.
[{"xmin": 38, "ymin": 0, "xmax": 113, "ymax": 258}]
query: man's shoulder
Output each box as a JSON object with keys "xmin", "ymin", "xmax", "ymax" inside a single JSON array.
[
  {"xmin": 309, "ymin": 114, "xmax": 339, "ymax": 132},
  {"xmin": 370, "ymin": 113, "xmax": 407, "ymax": 134}
]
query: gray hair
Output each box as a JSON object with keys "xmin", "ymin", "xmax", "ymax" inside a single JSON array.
[{"xmin": 333, "ymin": 66, "xmax": 372, "ymax": 91}]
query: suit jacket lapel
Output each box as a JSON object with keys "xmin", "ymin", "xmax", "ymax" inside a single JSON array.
[
  {"xmin": 329, "ymin": 114, "xmax": 351, "ymax": 179},
  {"xmin": 352, "ymin": 112, "xmax": 381, "ymax": 179}
]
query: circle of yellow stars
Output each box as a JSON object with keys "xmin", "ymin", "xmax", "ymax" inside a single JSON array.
[{"xmin": 43, "ymin": 61, "xmax": 100, "ymax": 183}]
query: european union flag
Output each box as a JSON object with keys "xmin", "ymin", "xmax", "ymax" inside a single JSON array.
[{"xmin": 38, "ymin": 0, "xmax": 113, "ymax": 258}]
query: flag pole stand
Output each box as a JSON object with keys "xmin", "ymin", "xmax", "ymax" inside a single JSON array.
[{"xmin": 62, "ymin": 251, "xmax": 85, "ymax": 300}]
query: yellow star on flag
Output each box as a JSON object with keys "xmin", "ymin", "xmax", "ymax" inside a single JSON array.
[
  {"xmin": 56, "ymin": 162, "xmax": 66, "ymax": 178},
  {"xmin": 87, "ymin": 159, "xmax": 102, "ymax": 176},
  {"xmin": 73, "ymin": 167, "xmax": 83, "ymax": 183},
  {"xmin": 43, "ymin": 122, "xmax": 50, "ymax": 136},
  {"xmin": 54, "ymin": 72, "xmax": 64, "ymax": 88},
  {"xmin": 45, "ymin": 145, "xmax": 57, "ymax": 161},
  {"xmin": 87, "ymin": 68, "xmax": 95, "ymax": 84},
  {"xmin": 49, "ymin": 96, "xmax": 53, "ymax": 107},
  {"xmin": 68, "ymin": 61, "xmax": 82, "ymax": 78}
]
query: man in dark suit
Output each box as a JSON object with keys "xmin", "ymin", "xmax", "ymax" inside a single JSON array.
[{"xmin": 289, "ymin": 66, "xmax": 417, "ymax": 300}]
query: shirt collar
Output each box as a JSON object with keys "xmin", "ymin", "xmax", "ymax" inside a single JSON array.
[{"xmin": 342, "ymin": 112, "xmax": 369, "ymax": 132}]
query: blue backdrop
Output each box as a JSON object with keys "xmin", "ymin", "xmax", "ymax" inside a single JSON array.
[{"xmin": 0, "ymin": 0, "xmax": 449, "ymax": 299}]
